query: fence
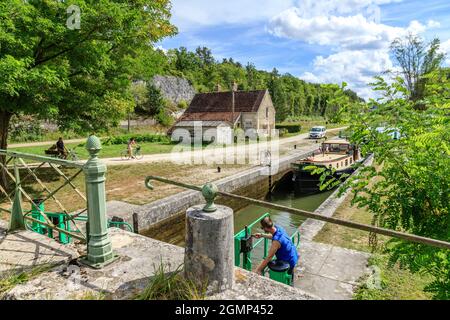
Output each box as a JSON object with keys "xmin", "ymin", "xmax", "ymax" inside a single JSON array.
[{"xmin": 0, "ymin": 135, "xmax": 116, "ymax": 268}]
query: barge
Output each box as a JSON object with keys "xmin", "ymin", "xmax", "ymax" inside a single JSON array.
[{"xmin": 292, "ymin": 139, "xmax": 362, "ymax": 194}]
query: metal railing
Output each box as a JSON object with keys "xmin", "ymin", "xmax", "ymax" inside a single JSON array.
[
  {"xmin": 1, "ymin": 135, "xmax": 116, "ymax": 268},
  {"xmin": 145, "ymin": 176, "xmax": 450, "ymax": 251},
  {"xmin": 0, "ymin": 150, "xmax": 87, "ymax": 242},
  {"xmin": 234, "ymin": 213, "xmax": 301, "ymax": 274}
]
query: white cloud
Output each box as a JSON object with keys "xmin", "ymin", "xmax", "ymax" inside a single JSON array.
[
  {"xmin": 170, "ymin": 0, "xmax": 295, "ymax": 29},
  {"xmin": 268, "ymin": 0, "xmax": 441, "ymax": 98},
  {"xmin": 300, "ymin": 50, "xmax": 394, "ymax": 99},
  {"xmin": 441, "ymin": 39, "xmax": 450, "ymax": 65},
  {"xmin": 269, "ymin": 11, "xmax": 406, "ymax": 50},
  {"xmin": 292, "ymin": 0, "xmax": 403, "ymax": 18}
]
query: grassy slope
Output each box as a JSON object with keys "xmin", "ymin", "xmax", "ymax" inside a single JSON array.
[{"xmin": 313, "ymin": 194, "xmax": 433, "ymax": 300}]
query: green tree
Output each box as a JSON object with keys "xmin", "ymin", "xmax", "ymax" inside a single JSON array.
[
  {"xmin": 342, "ymin": 72, "xmax": 450, "ymax": 299},
  {"xmin": 0, "ymin": 0, "xmax": 176, "ymax": 151},
  {"xmin": 390, "ymin": 34, "xmax": 445, "ymax": 109}
]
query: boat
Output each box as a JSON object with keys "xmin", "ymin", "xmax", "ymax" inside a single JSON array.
[{"xmin": 291, "ymin": 138, "xmax": 362, "ymax": 194}]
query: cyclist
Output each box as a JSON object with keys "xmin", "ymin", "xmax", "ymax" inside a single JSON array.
[
  {"xmin": 127, "ymin": 138, "xmax": 137, "ymax": 159},
  {"xmin": 56, "ymin": 137, "xmax": 68, "ymax": 159}
]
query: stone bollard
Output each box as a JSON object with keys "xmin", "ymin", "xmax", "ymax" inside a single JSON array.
[{"xmin": 184, "ymin": 183, "xmax": 234, "ymax": 294}]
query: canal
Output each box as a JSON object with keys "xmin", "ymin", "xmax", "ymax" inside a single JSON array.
[{"xmin": 143, "ymin": 179, "xmax": 334, "ymax": 252}]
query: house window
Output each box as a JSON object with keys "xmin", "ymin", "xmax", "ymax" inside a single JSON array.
[
  {"xmin": 336, "ymin": 162, "xmax": 339, "ymax": 168},
  {"xmin": 266, "ymin": 107, "xmax": 269, "ymax": 118},
  {"xmin": 345, "ymin": 159, "xmax": 348, "ymax": 166},
  {"xmin": 350, "ymin": 158, "xmax": 353, "ymax": 164}
]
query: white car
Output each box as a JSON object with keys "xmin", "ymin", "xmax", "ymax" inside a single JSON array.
[{"xmin": 309, "ymin": 126, "xmax": 327, "ymax": 139}]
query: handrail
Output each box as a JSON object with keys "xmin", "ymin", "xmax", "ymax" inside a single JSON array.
[
  {"xmin": 145, "ymin": 175, "xmax": 450, "ymax": 251},
  {"xmin": 0, "ymin": 149, "xmax": 84, "ymax": 169}
]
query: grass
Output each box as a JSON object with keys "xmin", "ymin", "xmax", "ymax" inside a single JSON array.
[
  {"xmin": 136, "ymin": 263, "xmax": 206, "ymax": 300},
  {"xmin": 313, "ymin": 193, "xmax": 434, "ymax": 300},
  {"xmin": 353, "ymin": 254, "xmax": 433, "ymax": 300},
  {"xmin": 8, "ymin": 140, "xmax": 177, "ymax": 160},
  {"xmin": 0, "ymin": 263, "xmax": 54, "ymax": 299}
]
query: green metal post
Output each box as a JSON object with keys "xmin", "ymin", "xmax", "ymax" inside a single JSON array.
[
  {"xmin": 80, "ymin": 135, "xmax": 117, "ymax": 268},
  {"xmin": 9, "ymin": 159, "xmax": 24, "ymax": 231}
]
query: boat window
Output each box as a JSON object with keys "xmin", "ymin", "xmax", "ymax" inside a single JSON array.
[
  {"xmin": 331, "ymin": 144, "xmax": 340, "ymax": 152},
  {"xmin": 340, "ymin": 144, "xmax": 349, "ymax": 152}
]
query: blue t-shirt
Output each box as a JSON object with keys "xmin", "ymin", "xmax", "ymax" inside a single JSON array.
[{"xmin": 272, "ymin": 225, "xmax": 298, "ymax": 269}]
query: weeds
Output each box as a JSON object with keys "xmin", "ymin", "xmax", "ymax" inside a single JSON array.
[
  {"xmin": 136, "ymin": 263, "xmax": 206, "ymax": 300},
  {"xmin": 0, "ymin": 264, "xmax": 54, "ymax": 299}
]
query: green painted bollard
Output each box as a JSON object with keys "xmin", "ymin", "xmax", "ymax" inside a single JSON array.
[
  {"xmin": 9, "ymin": 159, "xmax": 25, "ymax": 232},
  {"xmin": 80, "ymin": 135, "xmax": 117, "ymax": 268}
]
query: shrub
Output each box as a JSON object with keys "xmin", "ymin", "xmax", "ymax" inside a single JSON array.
[
  {"xmin": 9, "ymin": 117, "xmax": 44, "ymax": 142},
  {"xmin": 275, "ymin": 124, "xmax": 302, "ymax": 133},
  {"xmin": 177, "ymin": 100, "xmax": 189, "ymax": 109},
  {"xmin": 278, "ymin": 128, "xmax": 289, "ymax": 137},
  {"xmin": 102, "ymin": 133, "xmax": 172, "ymax": 145}
]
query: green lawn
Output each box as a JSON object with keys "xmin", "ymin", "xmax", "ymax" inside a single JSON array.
[
  {"xmin": 313, "ymin": 193, "xmax": 434, "ymax": 300},
  {"xmin": 7, "ymin": 141, "xmax": 177, "ymax": 160}
]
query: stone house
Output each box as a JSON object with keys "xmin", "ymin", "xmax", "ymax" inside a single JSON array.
[{"xmin": 169, "ymin": 89, "xmax": 276, "ymax": 143}]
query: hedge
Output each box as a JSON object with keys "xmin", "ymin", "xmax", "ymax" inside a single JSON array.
[
  {"xmin": 275, "ymin": 124, "xmax": 302, "ymax": 133},
  {"xmin": 103, "ymin": 133, "xmax": 172, "ymax": 145}
]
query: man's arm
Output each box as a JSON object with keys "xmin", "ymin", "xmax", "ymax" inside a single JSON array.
[
  {"xmin": 255, "ymin": 240, "xmax": 280, "ymax": 274},
  {"xmin": 253, "ymin": 233, "xmax": 273, "ymax": 240}
]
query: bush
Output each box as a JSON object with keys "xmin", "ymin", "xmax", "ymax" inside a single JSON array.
[
  {"xmin": 275, "ymin": 124, "xmax": 302, "ymax": 133},
  {"xmin": 9, "ymin": 117, "xmax": 44, "ymax": 142},
  {"xmin": 177, "ymin": 100, "xmax": 189, "ymax": 109},
  {"xmin": 278, "ymin": 128, "xmax": 289, "ymax": 137},
  {"xmin": 103, "ymin": 133, "xmax": 172, "ymax": 145},
  {"xmin": 156, "ymin": 109, "xmax": 174, "ymax": 127}
]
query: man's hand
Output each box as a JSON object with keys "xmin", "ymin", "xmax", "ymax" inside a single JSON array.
[{"xmin": 252, "ymin": 233, "xmax": 262, "ymax": 239}]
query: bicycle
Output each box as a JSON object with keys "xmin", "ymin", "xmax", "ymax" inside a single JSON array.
[
  {"xmin": 121, "ymin": 145, "xmax": 143, "ymax": 160},
  {"xmin": 57, "ymin": 147, "xmax": 79, "ymax": 162}
]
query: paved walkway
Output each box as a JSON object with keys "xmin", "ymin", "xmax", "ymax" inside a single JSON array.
[
  {"xmin": 8, "ymin": 138, "xmax": 86, "ymax": 149},
  {"xmin": 294, "ymin": 240, "xmax": 370, "ymax": 300},
  {"xmin": 100, "ymin": 127, "xmax": 346, "ymax": 166},
  {"xmin": 0, "ymin": 223, "xmax": 79, "ymax": 275}
]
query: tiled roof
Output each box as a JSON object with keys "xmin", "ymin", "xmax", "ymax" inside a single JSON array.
[
  {"xmin": 186, "ymin": 90, "xmax": 267, "ymax": 113},
  {"xmin": 178, "ymin": 112, "xmax": 240, "ymax": 123}
]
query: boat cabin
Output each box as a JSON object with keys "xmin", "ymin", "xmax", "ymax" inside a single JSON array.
[{"xmin": 295, "ymin": 139, "xmax": 361, "ymax": 172}]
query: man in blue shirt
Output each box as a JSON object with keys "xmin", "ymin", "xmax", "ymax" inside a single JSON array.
[{"xmin": 253, "ymin": 217, "xmax": 299, "ymax": 283}]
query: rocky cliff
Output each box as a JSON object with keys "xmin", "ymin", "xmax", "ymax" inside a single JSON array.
[{"xmin": 150, "ymin": 75, "xmax": 196, "ymax": 105}]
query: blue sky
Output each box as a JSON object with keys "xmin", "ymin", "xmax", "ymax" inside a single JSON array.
[{"xmin": 159, "ymin": 0, "xmax": 450, "ymax": 98}]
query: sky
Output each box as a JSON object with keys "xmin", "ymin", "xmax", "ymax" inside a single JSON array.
[{"xmin": 159, "ymin": 0, "xmax": 450, "ymax": 99}]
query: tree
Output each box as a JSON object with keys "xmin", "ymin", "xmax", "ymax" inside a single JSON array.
[
  {"xmin": 390, "ymin": 34, "xmax": 445, "ymax": 109},
  {"xmin": 342, "ymin": 72, "xmax": 450, "ymax": 299},
  {"xmin": 0, "ymin": 0, "xmax": 176, "ymax": 151}
]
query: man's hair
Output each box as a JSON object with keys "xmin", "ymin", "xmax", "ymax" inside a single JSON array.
[{"xmin": 260, "ymin": 217, "xmax": 273, "ymax": 229}]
